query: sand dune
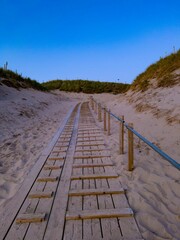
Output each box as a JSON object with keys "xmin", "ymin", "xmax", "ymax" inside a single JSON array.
[
  {"xmin": 92, "ymin": 86, "xmax": 180, "ymax": 240},
  {"xmin": 0, "ymin": 84, "xmax": 179, "ymax": 239},
  {"xmin": 0, "ymin": 85, "xmax": 77, "ymax": 207}
]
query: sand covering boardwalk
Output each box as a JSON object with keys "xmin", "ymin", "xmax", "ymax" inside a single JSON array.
[{"xmin": 0, "ymin": 102, "xmax": 143, "ymax": 240}]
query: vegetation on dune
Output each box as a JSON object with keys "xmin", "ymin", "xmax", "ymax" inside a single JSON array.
[
  {"xmin": 1, "ymin": 50, "xmax": 180, "ymax": 94},
  {"xmin": 131, "ymin": 50, "xmax": 180, "ymax": 91},
  {"xmin": 0, "ymin": 68, "xmax": 47, "ymax": 91},
  {"xmin": 42, "ymin": 79, "xmax": 130, "ymax": 94}
]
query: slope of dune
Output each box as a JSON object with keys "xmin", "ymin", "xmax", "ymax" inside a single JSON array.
[
  {"xmin": 0, "ymin": 85, "xmax": 77, "ymax": 207},
  {"xmin": 0, "ymin": 79, "xmax": 179, "ymax": 240},
  {"xmin": 92, "ymin": 83, "xmax": 180, "ymax": 240}
]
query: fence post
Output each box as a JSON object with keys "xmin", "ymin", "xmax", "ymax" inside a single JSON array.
[
  {"xmin": 104, "ymin": 108, "xmax": 107, "ymax": 131},
  {"xmin": 98, "ymin": 104, "xmax": 100, "ymax": 121},
  {"xmin": 92, "ymin": 98, "xmax": 94, "ymax": 110},
  {"xmin": 95, "ymin": 101, "xmax": 98, "ymax": 114},
  {"xmin": 107, "ymin": 109, "xmax": 110, "ymax": 135},
  {"xmin": 119, "ymin": 115, "xmax": 124, "ymax": 154},
  {"xmin": 128, "ymin": 123, "xmax": 134, "ymax": 171},
  {"xmin": 99, "ymin": 104, "xmax": 102, "ymax": 122}
]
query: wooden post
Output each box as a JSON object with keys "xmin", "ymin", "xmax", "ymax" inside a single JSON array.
[
  {"xmin": 107, "ymin": 109, "xmax": 110, "ymax": 135},
  {"xmin": 99, "ymin": 104, "xmax": 102, "ymax": 122},
  {"xmin": 92, "ymin": 98, "xmax": 94, "ymax": 110},
  {"xmin": 90, "ymin": 97, "xmax": 93, "ymax": 109},
  {"xmin": 104, "ymin": 108, "xmax": 107, "ymax": 131},
  {"xmin": 128, "ymin": 123, "xmax": 134, "ymax": 171},
  {"xmin": 98, "ymin": 104, "xmax": 100, "ymax": 121},
  {"xmin": 119, "ymin": 115, "xmax": 124, "ymax": 154},
  {"xmin": 95, "ymin": 101, "xmax": 98, "ymax": 114}
]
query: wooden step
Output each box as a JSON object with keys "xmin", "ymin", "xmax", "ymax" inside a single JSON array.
[
  {"xmin": 28, "ymin": 191, "xmax": 54, "ymax": 199},
  {"xmin": 78, "ymin": 128, "xmax": 99, "ymax": 131},
  {"xmin": 76, "ymin": 143, "xmax": 105, "ymax": 147},
  {"xmin": 75, "ymin": 149, "xmax": 108, "ymax": 152},
  {"xmin": 66, "ymin": 208, "xmax": 133, "ymax": 220},
  {"xmin": 74, "ymin": 155, "xmax": 110, "ymax": 159},
  {"xmin": 71, "ymin": 173, "xmax": 118, "ymax": 180},
  {"xmin": 77, "ymin": 139, "xmax": 103, "ymax": 143},
  {"xmin": 48, "ymin": 157, "xmax": 65, "ymax": 161},
  {"xmin": 77, "ymin": 135, "xmax": 102, "ymax": 138},
  {"xmin": 16, "ymin": 213, "xmax": 46, "ymax": 224},
  {"xmin": 69, "ymin": 187, "xmax": 124, "ymax": 196},
  {"xmin": 73, "ymin": 163, "xmax": 114, "ymax": 168},
  {"xmin": 37, "ymin": 177, "xmax": 58, "ymax": 182},
  {"xmin": 43, "ymin": 165, "xmax": 62, "ymax": 170}
]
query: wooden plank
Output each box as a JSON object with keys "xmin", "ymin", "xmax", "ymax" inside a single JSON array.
[
  {"xmin": 77, "ymin": 139, "xmax": 104, "ymax": 142},
  {"xmin": 51, "ymin": 150, "xmax": 66, "ymax": 153},
  {"xmin": 16, "ymin": 213, "xmax": 46, "ymax": 224},
  {"xmin": 71, "ymin": 173, "xmax": 118, "ymax": 180},
  {"xmin": 48, "ymin": 157, "xmax": 65, "ymax": 160},
  {"xmin": 73, "ymin": 163, "xmax": 114, "ymax": 168},
  {"xmin": 63, "ymin": 165, "xmax": 83, "ymax": 239},
  {"xmin": 28, "ymin": 191, "xmax": 54, "ymax": 199},
  {"xmin": 74, "ymin": 155, "xmax": 110, "ymax": 159},
  {"xmin": 43, "ymin": 104, "xmax": 81, "ymax": 240},
  {"xmin": 77, "ymin": 134, "xmax": 102, "ymax": 138},
  {"xmin": 76, "ymin": 143, "xmax": 105, "ymax": 147},
  {"xmin": 108, "ymin": 179, "xmax": 142, "ymax": 239},
  {"xmin": 69, "ymin": 187, "xmax": 124, "ymax": 196},
  {"xmin": 66, "ymin": 208, "xmax": 133, "ymax": 220},
  {"xmin": 78, "ymin": 128, "xmax": 99, "ymax": 131},
  {"xmin": 37, "ymin": 177, "xmax": 58, "ymax": 182},
  {"xmin": 43, "ymin": 165, "xmax": 62, "ymax": 170},
  {"xmin": 75, "ymin": 149, "xmax": 108, "ymax": 152},
  {"xmin": 82, "ymin": 157, "xmax": 102, "ymax": 239}
]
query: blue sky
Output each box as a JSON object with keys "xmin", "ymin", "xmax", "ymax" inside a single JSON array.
[{"xmin": 0, "ymin": 0, "xmax": 180, "ymax": 83}]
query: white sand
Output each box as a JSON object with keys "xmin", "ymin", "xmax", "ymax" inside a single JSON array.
[
  {"xmin": 92, "ymin": 86, "xmax": 180, "ymax": 240},
  {"xmin": 0, "ymin": 83, "xmax": 179, "ymax": 239},
  {"xmin": 0, "ymin": 85, "xmax": 77, "ymax": 207}
]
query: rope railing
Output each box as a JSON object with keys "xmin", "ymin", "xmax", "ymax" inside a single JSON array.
[{"xmin": 89, "ymin": 97, "xmax": 180, "ymax": 171}]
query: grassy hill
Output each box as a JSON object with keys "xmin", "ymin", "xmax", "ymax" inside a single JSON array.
[
  {"xmin": 0, "ymin": 68, "xmax": 46, "ymax": 91},
  {"xmin": 1, "ymin": 50, "xmax": 179, "ymax": 93},
  {"xmin": 131, "ymin": 50, "xmax": 180, "ymax": 91},
  {"xmin": 42, "ymin": 79, "xmax": 130, "ymax": 94}
]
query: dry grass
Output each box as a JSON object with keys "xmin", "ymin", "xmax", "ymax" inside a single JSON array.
[{"xmin": 131, "ymin": 50, "xmax": 180, "ymax": 91}]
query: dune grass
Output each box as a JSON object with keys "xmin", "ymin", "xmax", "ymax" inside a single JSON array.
[
  {"xmin": 131, "ymin": 50, "xmax": 180, "ymax": 91},
  {"xmin": 0, "ymin": 68, "xmax": 46, "ymax": 91}
]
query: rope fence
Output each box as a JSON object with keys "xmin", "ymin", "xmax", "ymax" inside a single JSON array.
[{"xmin": 89, "ymin": 97, "xmax": 180, "ymax": 171}]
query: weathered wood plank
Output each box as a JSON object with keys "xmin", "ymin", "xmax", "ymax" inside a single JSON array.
[
  {"xmin": 37, "ymin": 177, "xmax": 58, "ymax": 182},
  {"xmin": 77, "ymin": 139, "xmax": 104, "ymax": 143},
  {"xmin": 75, "ymin": 149, "xmax": 108, "ymax": 152},
  {"xmin": 69, "ymin": 187, "xmax": 124, "ymax": 196},
  {"xmin": 28, "ymin": 191, "xmax": 54, "ymax": 199},
  {"xmin": 66, "ymin": 208, "xmax": 133, "ymax": 220},
  {"xmin": 71, "ymin": 173, "xmax": 118, "ymax": 180},
  {"xmin": 74, "ymin": 155, "xmax": 110, "ymax": 159},
  {"xmin": 16, "ymin": 213, "xmax": 46, "ymax": 224},
  {"xmin": 76, "ymin": 143, "xmax": 105, "ymax": 147},
  {"xmin": 43, "ymin": 105, "xmax": 81, "ymax": 240},
  {"xmin": 48, "ymin": 157, "xmax": 65, "ymax": 160},
  {"xmin": 43, "ymin": 165, "xmax": 62, "ymax": 170},
  {"xmin": 73, "ymin": 163, "xmax": 114, "ymax": 168}
]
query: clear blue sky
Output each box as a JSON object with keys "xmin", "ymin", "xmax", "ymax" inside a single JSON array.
[{"xmin": 0, "ymin": 0, "xmax": 180, "ymax": 83}]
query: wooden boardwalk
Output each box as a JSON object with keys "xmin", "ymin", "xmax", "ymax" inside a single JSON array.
[{"xmin": 0, "ymin": 102, "xmax": 143, "ymax": 240}]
